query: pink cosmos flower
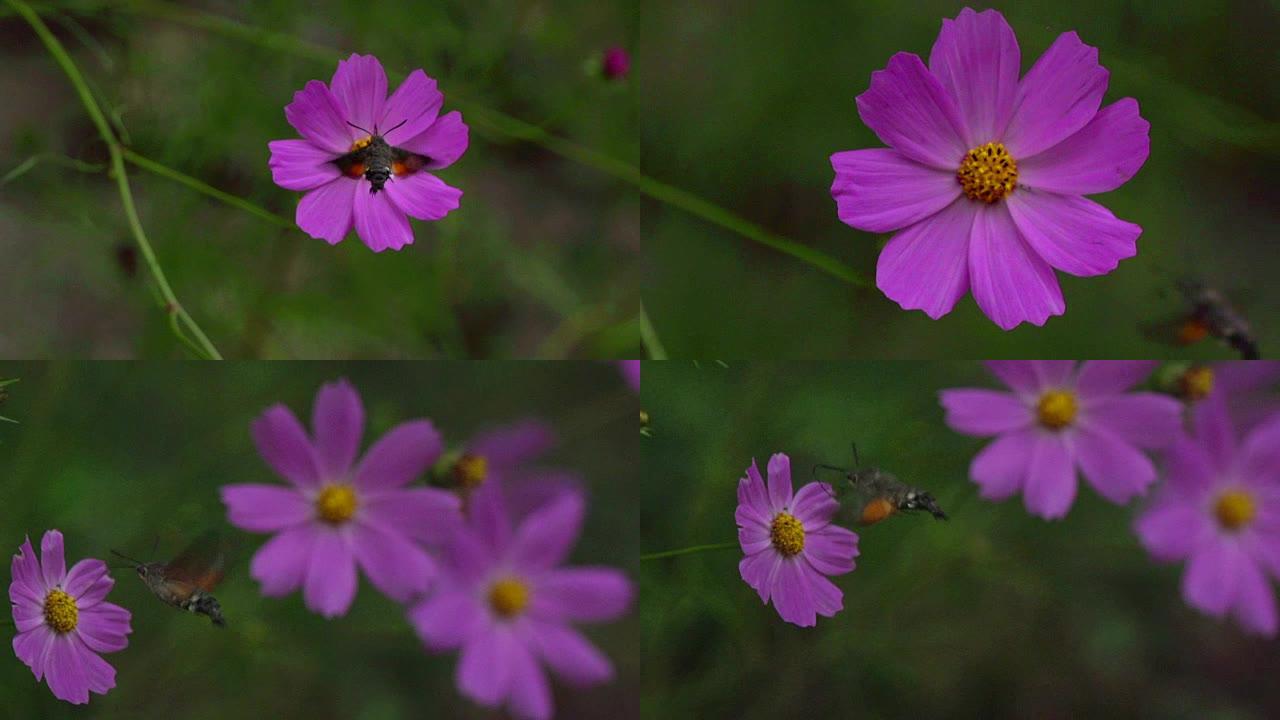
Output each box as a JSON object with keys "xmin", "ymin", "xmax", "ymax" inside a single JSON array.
[
  {"xmin": 9, "ymin": 530, "xmax": 132, "ymax": 705},
  {"xmin": 832, "ymin": 8, "xmax": 1149, "ymax": 329},
  {"xmin": 941, "ymin": 361, "xmax": 1182, "ymax": 519},
  {"xmin": 410, "ymin": 483, "xmax": 632, "ymax": 720},
  {"xmin": 602, "ymin": 47, "xmax": 630, "ymax": 80},
  {"xmin": 268, "ymin": 54, "xmax": 469, "ymax": 252},
  {"xmin": 446, "ymin": 419, "xmax": 581, "ymax": 521},
  {"xmin": 1134, "ymin": 394, "xmax": 1280, "ymax": 635},
  {"xmin": 736, "ymin": 453, "xmax": 859, "ymax": 627},
  {"xmin": 618, "ymin": 360, "xmax": 640, "ymax": 392},
  {"xmin": 221, "ymin": 378, "xmax": 462, "ymax": 618},
  {"xmin": 1169, "ymin": 361, "xmax": 1280, "ymax": 432}
]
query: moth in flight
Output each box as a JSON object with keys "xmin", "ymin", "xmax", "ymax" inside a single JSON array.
[
  {"xmin": 112, "ymin": 531, "xmax": 227, "ymax": 628},
  {"xmin": 333, "ymin": 119, "xmax": 431, "ymax": 194},
  {"xmin": 814, "ymin": 444, "xmax": 948, "ymax": 526},
  {"xmin": 1143, "ymin": 279, "xmax": 1259, "ymax": 360}
]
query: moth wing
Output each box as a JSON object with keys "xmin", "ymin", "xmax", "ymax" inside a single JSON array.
[
  {"xmin": 333, "ymin": 146, "xmax": 370, "ymax": 179},
  {"xmin": 164, "ymin": 531, "xmax": 226, "ymax": 591},
  {"xmin": 390, "ymin": 147, "xmax": 431, "ymax": 176},
  {"xmin": 1139, "ymin": 314, "xmax": 1203, "ymax": 347}
]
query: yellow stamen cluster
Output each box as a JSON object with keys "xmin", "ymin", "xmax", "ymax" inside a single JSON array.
[
  {"xmin": 43, "ymin": 588, "xmax": 78, "ymax": 633},
  {"xmin": 316, "ymin": 484, "xmax": 358, "ymax": 524},
  {"xmin": 1179, "ymin": 366, "xmax": 1215, "ymax": 402},
  {"xmin": 770, "ymin": 512, "xmax": 805, "ymax": 556},
  {"xmin": 453, "ymin": 454, "xmax": 489, "ymax": 489},
  {"xmin": 1214, "ymin": 489, "xmax": 1256, "ymax": 531},
  {"xmin": 958, "ymin": 142, "xmax": 1018, "ymax": 203},
  {"xmin": 1037, "ymin": 390, "xmax": 1078, "ymax": 430},
  {"xmin": 488, "ymin": 577, "xmax": 531, "ymax": 618}
]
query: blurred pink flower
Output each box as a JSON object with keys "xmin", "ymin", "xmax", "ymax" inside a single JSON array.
[
  {"xmin": 736, "ymin": 453, "xmax": 859, "ymax": 627},
  {"xmin": 9, "ymin": 530, "xmax": 132, "ymax": 705},
  {"xmin": 446, "ymin": 419, "xmax": 580, "ymax": 521},
  {"xmin": 410, "ymin": 483, "xmax": 632, "ymax": 720},
  {"xmin": 1172, "ymin": 361, "xmax": 1280, "ymax": 432},
  {"xmin": 222, "ymin": 378, "xmax": 461, "ymax": 617},
  {"xmin": 268, "ymin": 53, "xmax": 468, "ymax": 252},
  {"xmin": 602, "ymin": 47, "xmax": 630, "ymax": 79},
  {"xmin": 941, "ymin": 361, "xmax": 1182, "ymax": 519},
  {"xmin": 832, "ymin": 8, "xmax": 1148, "ymax": 329},
  {"xmin": 1135, "ymin": 394, "xmax": 1280, "ymax": 635},
  {"xmin": 618, "ymin": 360, "xmax": 640, "ymax": 392}
]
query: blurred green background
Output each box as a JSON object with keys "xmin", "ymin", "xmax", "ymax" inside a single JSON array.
[
  {"xmin": 641, "ymin": 361, "xmax": 1280, "ymax": 719},
  {"xmin": 0, "ymin": 0, "xmax": 639, "ymax": 358},
  {"xmin": 0, "ymin": 361, "xmax": 638, "ymax": 719},
  {"xmin": 638, "ymin": 0, "xmax": 1279, "ymax": 358}
]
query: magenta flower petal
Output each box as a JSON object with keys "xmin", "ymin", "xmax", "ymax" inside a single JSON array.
[
  {"xmin": 1243, "ymin": 413, "xmax": 1280, "ymax": 480},
  {"xmin": 765, "ymin": 452, "xmax": 793, "ymax": 508},
  {"xmin": 469, "ymin": 420, "xmax": 558, "ymax": 468},
  {"xmin": 874, "ymin": 199, "xmax": 975, "ymax": 319},
  {"xmin": 398, "ymin": 110, "xmax": 470, "ymax": 170},
  {"xmin": 528, "ymin": 620, "xmax": 614, "ymax": 686},
  {"xmin": 1074, "ymin": 426, "xmax": 1156, "ymax": 504},
  {"xmin": 983, "ymin": 361, "xmax": 1042, "ymax": 395},
  {"xmin": 46, "ymin": 634, "xmax": 92, "ymax": 704},
  {"xmin": 40, "ymin": 531, "xmax": 66, "ymax": 589},
  {"xmin": 1233, "ymin": 556, "xmax": 1278, "ymax": 635},
  {"xmin": 927, "ymin": 8, "xmax": 1019, "ymax": 146},
  {"xmin": 1023, "ymin": 435, "xmax": 1075, "ymax": 519},
  {"xmin": 221, "ymin": 484, "xmax": 311, "ymax": 532},
  {"xmin": 738, "ymin": 550, "xmax": 777, "ymax": 603},
  {"xmin": 459, "ymin": 627, "xmax": 515, "ymax": 706},
  {"xmin": 350, "ymin": 521, "xmax": 434, "ymax": 602},
  {"xmin": 1074, "ymin": 360, "xmax": 1158, "ymax": 397},
  {"xmin": 267, "ymin": 139, "xmax": 343, "ymax": 191},
  {"xmin": 362, "ymin": 487, "xmax": 462, "ymax": 544},
  {"xmin": 802, "ymin": 525, "xmax": 858, "ymax": 576},
  {"xmin": 303, "ymin": 530, "xmax": 357, "ymax": 618},
  {"xmin": 619, "ymin": 360, "xmax": 641, "ymax": 392},
  {"xmin": 354, "ymin": 182, "xmax": 414, "ymax": 251},
  {"xmin": 805, "ymin": 566, "xmax": 845, "ymax": 617},
  {"xmin": 831, "ymin": 149, "xmax": 960, "ymax": 233},
  {"xmin": 789, "ymin": 482, "xmax": 838, "ymax": 529},
  {"xmin": 384, "ymin": 172, "xmax": 463, "ymax": 221},
  {"xmin": 11, "ymin": 536, "xmax": 43, "ymax": 596},
  {"xmin": 380, "ymin": 69, "xmax": 443, "ymax": 145},
  {"xmin": 939, "ymin": 389, "xmax": 1031, "ymax": 436},
  {"xmin": 770, "ymin": 559, "xmax": 819, "ymax": 627},
  {"xmin": 532, "ymin": 568, "xmax": 634, "ymax": 623},
  {"xmin": 969, "ymin": 428, "xmax": 1036, "ymax": 500},
  {"xmin": 855, "ymin": 52, "xmax": 967, "ymax": 169},
  {"xmin": 1134, "ymin": 503, "xmax": 1208, "ymax": 561},
  {"xmin": 12, "ymin": 626, "xmax": 51, "ymax": 678},
  {"xmin": 251, "ymin": 405, "xmax": 322, "ymax": 489},
  {"xmin": 62, "ymin": 559, "xmax": 108, "ymax": 599},
  {"xmin": 509, "ymin": 492, "xmax": 584, "ymax": 572},
  {"xmin": 330, "ymin": 54, "xmax": 387, "ymax": 133},
  {"xmin": 1084, "ymin": 394, "xmax": 1183, "ymax": 449},
  {"xmin": 311, "ymin": 378, "xmax": 365, "ymax": 479},
  {"xmin": 284, "ymin": 80, "xmax": 352, "ymax": 154},
  {"xmin": 1019, "ymin": 99, "xmax": 1150, "ymax": 195},
  {"xmin": 296, "ymin": 178, "xmax": 357, "ymax": 245},
  {"xmin": 249, "ymin": 525, "xmax": 315, "ymax": 597},
  {"xmin": 1193, "ymin": 393, "xmax": 1237, "ymax": 470},
  {"xmin": 76, "ymin": 602, "xmax": 131, "ymax": 654},
  {"xmin": 507, "ymin": 642, "xmax": 553, "ymax": 720},
  {"xmin": 738, "ymin": 460, "xmax": 771, "ymax": 519},
  {"xmin": 355, "ymin": 419, "xmax": 443, "ymax": 491},
  {"xmin": 1002, "ymin": 31, "xmax": 1108, "ymax": 157},
  {"xmin": 1005, "ymin": 191, "xmax": 1140, "ymax": 277},
  {"xmin": 410, "ymin": 589, "xmax": 484, "ymax": 650},
  {"xmin": 1182, "ymin": 539, "xmax": 1240, "ymax": 617},
  {"xmin": 968, "ymin": 204, "xmax": 1064, "ymax": 330}
]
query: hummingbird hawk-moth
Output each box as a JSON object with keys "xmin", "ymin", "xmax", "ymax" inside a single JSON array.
[
  {"xmin": 814, "ymin": 444, "xmax": 949, "ymax": 526},
  {"xmin": 112, "ymin": 531, "xmax": 227, "ymax": 628},
  {"xmin": 333, "ymin": 119, "xmax": 431, "ymax": 194}
]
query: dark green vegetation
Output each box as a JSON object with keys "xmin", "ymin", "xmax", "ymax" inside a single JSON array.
[
  {"xmin": 1, "ymin": 362, "xmax": 638, "ymax": 719},
  {"xmin": 641, "ymin": 362, "xmax": 1280, "ymax": 718},
  {"xmin": 639, "ymin": 0, "xmax": 1279, "ymax": 357},
  {"xmin": 0, "ymin": 1, "xmax": 638, "ymax": 358}
]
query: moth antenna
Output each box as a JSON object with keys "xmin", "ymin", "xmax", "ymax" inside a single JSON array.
[
  {"xmin": 850, "ymin": 441, "xmax": 860, "ymax": 468},
  {"xmin": 346, "ymin": 120, "xmax": 373, "ymax": 136},
  {"xmin": 384, "ymin": 117, "xmax": 408, "ymax": 135},
  {"xmin": 110, "ymin": 549, "xmax": 143, "ymax": 566}
]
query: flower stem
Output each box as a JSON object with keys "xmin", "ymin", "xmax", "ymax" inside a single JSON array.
[
  {"xmin": 640, "ymin": 541, "xmax": 739, "ymax": 561},
  {"xmin": 121, "ymin": 148, "xmax": 294, "ymax": 229},
  {"xmin": 6, "ymin": 0, "xmax": 222, "ymax": 359},
  {"xmin": 639, "ymin": 303, "xmax": 667, "ymax": 360},
  {"xmin": 118, "ymin": 0, "xmax": 866, "ymax": 286}
]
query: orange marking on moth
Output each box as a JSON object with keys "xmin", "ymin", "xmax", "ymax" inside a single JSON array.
[
  {"xmin": 1177, "ymin": 318, "xmax": 1209, "ymax": 345},
  {"xmin": 859, "ymin": 497, "xmax": 897, "ymax": 526},
  {"xmin": 344, "ymin": 162, "xmax": 366, "ymax": 179}
]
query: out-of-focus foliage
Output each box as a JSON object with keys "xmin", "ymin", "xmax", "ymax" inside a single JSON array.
[
  {"xmin": 0, "ymin": 0, "xmax": 639, "ymax": 358},
  {"xmin": 0, "ymin": 361, "xmax": 638, "ymax": 719},
  {"xmin": 641, "ymin": 361, "xmax": 1280, "ymax": 718},
  {"xmin": 639, "ymin": 0, "xmax": 1279, "ymax": 358}
]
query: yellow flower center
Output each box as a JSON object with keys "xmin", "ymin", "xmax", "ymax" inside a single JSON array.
[
  {"xmin": 1179, "ymin": 366, "xmax": 1215, "ymax": 401},
  {"xmin": 453, "ymin": 454, "xmax": 489, "ymax": 489},
  {"xmin": 350, "ymin": 135, "xmax": 373, "ymax": 152},
  {"xmin": 488, "ymin": 577, "xmax": 530, "ymax": 618},
  {"xmin": 43, "ymin": 588, "xmax": 78, "ymax": 633},
  {"xmin": 1037, "ymin": 390, "xmax": 1078, "ymax": 430},
  {"xmin": 770, "ymin": 512, "xmax": 805, "ymax": 556},
  {"xmin": 1214, "ymin": 489, "xmax": 1256, "ymax": 531},
  {"xmin": 316, "ymin": 484, "xmax": 358, "ymax": 524},
  {"xmin": 957, "ymin": 141, "xmax": 1018, "ymax": 203}
]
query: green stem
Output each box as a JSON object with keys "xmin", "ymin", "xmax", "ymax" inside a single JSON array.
[
  {"xmin": 122, "ymin": 148, "xmax": 293, "ymax": 228},
  {"xmin": 640, "ymin": 541, "xmax": 739, "ymax": 561},
  {"xmin": 7, "ymin": 0, "xmax": 222, "ymax": 359},
  {"xmin": 119, "ymin": 0, "xmax": 865, "ymax": 285},
  {"xmin": 639, "ymin": 303, "xmax": 667, "ymax": 360}
]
